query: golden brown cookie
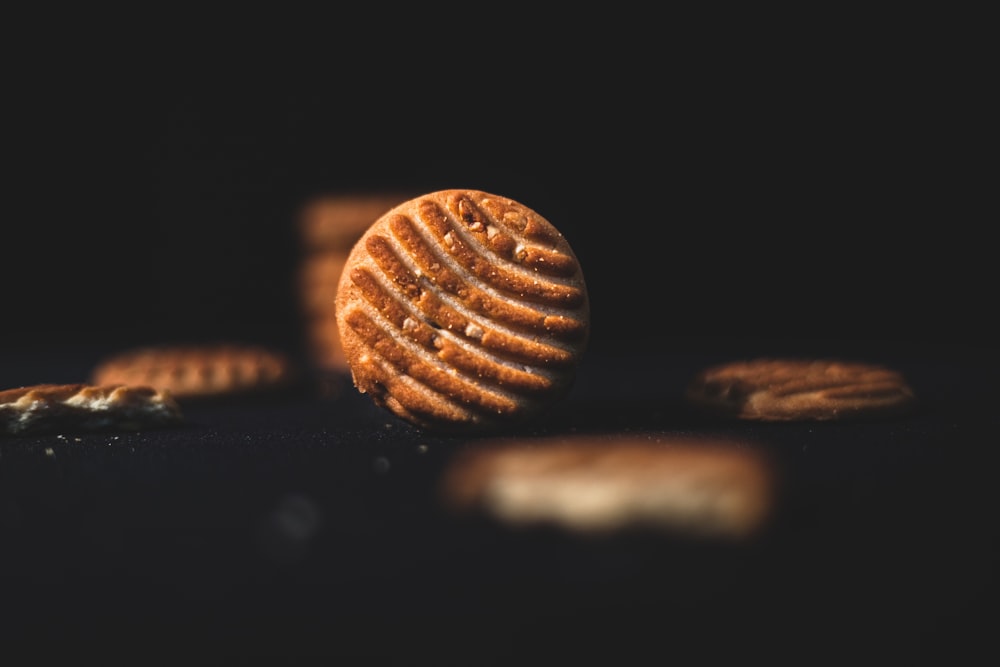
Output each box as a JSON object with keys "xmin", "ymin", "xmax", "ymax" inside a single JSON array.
[
  {"xmin": 0, "ymin": 383, "xmax": 184, "ymax": 436},
  {"xmin": 90, "ymin": 344, "xmax": 297, "ymax": 400},
  {"xmin": 684, "ymin": 357, "xmax": 918, "ymax": 421},
  {"xmin": 440, "ymin": 433, "xmax": 776, "ymax": 540},
  {"xmin": 335, "ymin": 189, "xmax": 590, "ymax": 433}
]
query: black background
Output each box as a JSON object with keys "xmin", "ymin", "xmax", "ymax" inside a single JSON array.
[
  {"xmin": 2, "ymin": 17, "xmax": 996, "ymax": 666},
  {"xmin": 3, "ymin": 27, "xmax": 992, "ymax": 363}
]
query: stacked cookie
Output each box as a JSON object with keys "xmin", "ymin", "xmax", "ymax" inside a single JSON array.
[{"xmin": 295, "ymin": 191, "xmax": 419, "ymax": 374}]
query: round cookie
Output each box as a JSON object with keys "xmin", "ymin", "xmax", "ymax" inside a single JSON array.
[
  {"xmin": 335, "ymin": 189, "xmax": 590, "ymax": 434},
  {"xmin": 684, "ymin": 357, "xmax": 918, "ymax": 421},
  {"xmin": 439, "ymin": 433, "xmax": 776, "ymax": 540},
  {"xmin": 90, "ymin": 343, "xmax": 297, "ymax": 401}
]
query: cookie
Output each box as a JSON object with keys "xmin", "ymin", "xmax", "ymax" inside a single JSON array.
[
  {"xmin": 335, "ymin": 189, "xmax": 590, "ymax": 433},
  {"xmin": 0, "ymin": 383, "xmax": 184, "ymax": 436},
  {"xmin": 684, "ymin": 357, "xmax": 918, "ymax": 421},
  {"xmin": 303, "ymin": 313, "xmax": 348, "ymax": 373},
  {"xmin": 440, "ymin": 434, "xmax": 776, "ymax": 539},
  {"xmin": 298, "ymin": 250, "xmax": 349, "ymax": 318},
  {"xmin": 90, "ymin": 344, "xmax": 297, "ymax": 400}
]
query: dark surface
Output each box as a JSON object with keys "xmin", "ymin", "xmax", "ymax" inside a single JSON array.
[
  {"xmin": 1, "ymin": 341, "xmax": 998, "ymax": 664},
  {"xmin": 3, "ymin": 34, "xmax": 992, "ymax": 357},
  {"xmin": 2, "ymin": 24, "xmax": 994, "ymax": 664}
]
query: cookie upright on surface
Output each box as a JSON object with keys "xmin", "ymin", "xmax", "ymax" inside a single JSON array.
[
  {"xmin": 335, "ymin": 189, "xmax": 590, "ymax": 434},
  {"xmin": 684, "ymin": 357, "xmax": 918, "ymax": 421}
]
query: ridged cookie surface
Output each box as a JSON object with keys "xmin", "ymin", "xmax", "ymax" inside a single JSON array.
[
  {"xmin": 684, "ymin": 358, "xmax": 918, "ymax": 421},
  {"xmin": 90, "ymin": 344, "xmax": 296, "ymax": 400},
  {"xmin": 335, "ymin": 189, "xmax": 590, "ymax": 433},
  {"xmin": 0, "ymin": 383, "xmax": 184, "ymax": 436}
]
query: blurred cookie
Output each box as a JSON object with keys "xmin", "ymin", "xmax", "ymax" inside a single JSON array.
[
  {"xmin": 302, "ymin": 313, "xmax": 348, "ymax": 373},
  {"xmin": 335, "ymin": 189, "xmax": 590, "ymax": 433},
  {"xmin": 90, "ymin": 344, "xmax": 297, "ymax": 400},
  {"xmin": 684, "ymin": 357, "xmax": 917, "ymax": 421},
  {"xmin": 0, "ymin": 383, "xmax": 183, "ymax": 436},
  {"xmin": 298, "ymin": 250, "xmax": 349, "ymax": 318},
  {"xmin": 440, "ymin": 434, "xmax": 776, "ymax": 540}
]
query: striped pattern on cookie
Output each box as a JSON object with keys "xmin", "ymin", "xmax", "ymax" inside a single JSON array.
[
  {"xmin": 0, "ymin": 383, "xmax": 184, "ymax": 436},
  {"xmin": 335, "ymin": 189, "xmax": 590, "ymax": 433},
  {"xmin": 90, "ymin": 344, "xmax": 296, "ymax": 400},
  {"xmin": 684, "ymin": 358, "xmax": 918, "ymax": 421},
  {"xmin": 440, "ymin": 434, "xmax": 776, "ymax": 539}
]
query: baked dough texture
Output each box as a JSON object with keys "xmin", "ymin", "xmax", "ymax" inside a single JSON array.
[
  {"xmin": 0, "ymin": 383, "xmax": 184, "ymax": 436},
  {"xmin": 90, "ymin": 344, "xmax": 296, "ymax": 400},
  {"xmin": 684, "ymin": 358, "xmax": 917, "ymax": 421},
  {"xmin": 335, "ymin": 189, "xmax": 590, "ymax": 433},
  {"xmin": 440, "ymin": 434, "xmax": 776, "ymax": 539}
]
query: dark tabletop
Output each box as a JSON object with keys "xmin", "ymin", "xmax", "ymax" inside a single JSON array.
[{"xmin": 1, "ymin": 339, "xmax": 997, "ymax": 664}]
